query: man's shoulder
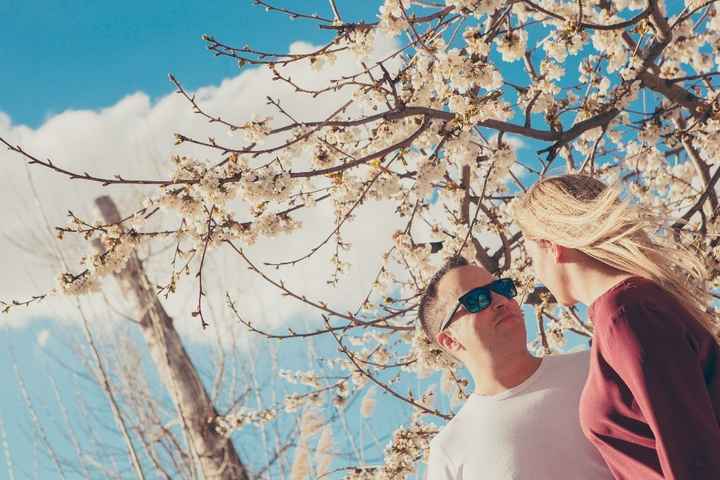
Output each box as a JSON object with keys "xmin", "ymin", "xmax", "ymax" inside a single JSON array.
[
  {"xmin": 430, "ymin": 401, "xmax": 475, "ymax": 451},
  {"xmin": 548, "ymin": 348, "xmax": 590, "ymax": 363},
  {"xmin": 541, "ymin": 349, "xmax": 590, "ymax": 378}
]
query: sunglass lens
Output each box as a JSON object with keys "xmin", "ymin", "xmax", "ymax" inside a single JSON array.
[
  {"xmin": 494, "ymin": 278, "xmax": 517, "ymax": 298},
  {"xmin": 463, "ymin": 288, "xmax": 491, "ymax": 313}
]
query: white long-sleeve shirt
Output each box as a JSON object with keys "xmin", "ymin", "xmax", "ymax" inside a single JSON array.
[{"xmin": 426, "ymin": 351, "xmax": 611, "ymax": 480}]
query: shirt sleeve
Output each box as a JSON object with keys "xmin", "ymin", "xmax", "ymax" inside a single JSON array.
[
  {"xmin": 601, "ymin": 302, "xmax": 720, "ymax": 479},
  {"xmin": 426, "ymin": 441, "xmax": 456, "ymax": 480}
]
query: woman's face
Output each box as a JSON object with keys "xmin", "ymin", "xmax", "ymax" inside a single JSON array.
[{"xmin": 524, "ymin": 239, "xmax": 575, "ymax": 305}]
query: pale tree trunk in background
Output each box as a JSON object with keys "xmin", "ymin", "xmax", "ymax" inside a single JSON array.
[{"xmin": 94, "ymin": 195, "xmax": 249, "ymax": 480}]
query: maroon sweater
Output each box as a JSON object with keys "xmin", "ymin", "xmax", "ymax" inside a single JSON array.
[{"xmin": 580, "ymin": 276, "xmax": 720, "ymax": 480}]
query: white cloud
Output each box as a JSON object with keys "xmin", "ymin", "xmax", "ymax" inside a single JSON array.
[
  {"xmin": 36, "ymin": 328, "xmax": 50, "ymax": 348},
  {"xmin": 487, "ymin": 132, "xmax": 526, "ymax": 151},
  {"xmin": 0, "ymin": 35, "xmax": 405, "ymax": 343}
]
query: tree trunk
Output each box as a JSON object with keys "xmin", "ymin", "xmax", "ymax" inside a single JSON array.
[{"xmin": 94, "ymin": 195, "xmax": 249, "ymax": 480}]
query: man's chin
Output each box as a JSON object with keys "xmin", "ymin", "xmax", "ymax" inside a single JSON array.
[{"xmin": 495, "ymin": 313, "xmax": 522, "ymax": 326}]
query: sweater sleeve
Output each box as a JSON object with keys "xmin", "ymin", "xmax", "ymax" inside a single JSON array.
[
  {"xmin": 426, "ymin": 441, "xmax": 456, "ymax": 480},
  {"xmin": 601, "ymin": 302, "xmax": 720, "ymax": 479}
]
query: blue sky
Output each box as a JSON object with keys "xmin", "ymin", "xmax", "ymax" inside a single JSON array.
[
  {"xmin": 0, "ymin": 1, "xmax": 598, "ymax": 478},
  {"xmin": 1, "ymin": 2, "xmax": 412, "ymax": 478},
  {"xmin": 2, "ymin": 0, "xmax": 378, "ymax": 128},
  {"xmin": 1, "ymin": 1, "xmax": 376, "ymax": 477}
]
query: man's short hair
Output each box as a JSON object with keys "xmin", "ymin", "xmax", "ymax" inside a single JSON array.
[{"xmin": 418, "ymin": 256, "xmax": 469, "ymax": 343}]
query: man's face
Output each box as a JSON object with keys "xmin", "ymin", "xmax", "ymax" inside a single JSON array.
[{"xmin": 435, "ymin": 265, "xmax": 525, "ymax": 358}]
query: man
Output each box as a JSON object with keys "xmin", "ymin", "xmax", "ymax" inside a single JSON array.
[{"xmin": 420, "ymin": 256, "xmax": 611, "ymax": 479}]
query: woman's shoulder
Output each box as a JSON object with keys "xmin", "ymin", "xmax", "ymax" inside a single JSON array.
[
  {"xmin": 591, "ymin": 277, "xmax": 694, "ymax": 347},
  {"xmin": 589, "ymin": 276, "xmax": 659, "ymax": 320}
]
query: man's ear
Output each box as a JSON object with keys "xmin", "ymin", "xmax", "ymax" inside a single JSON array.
[{"xmin": 436, "ymin": 329, "xmax": 462, "ymax": 353}]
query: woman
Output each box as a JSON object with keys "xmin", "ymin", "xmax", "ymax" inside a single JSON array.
[{"xmin": 511, "ymin": 174, "xmax": 720, "ymax": 480}]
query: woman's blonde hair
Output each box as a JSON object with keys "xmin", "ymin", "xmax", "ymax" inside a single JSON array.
[{"xmin": 511, "ymin": 174, "xmax": 718, "ymax": 336}]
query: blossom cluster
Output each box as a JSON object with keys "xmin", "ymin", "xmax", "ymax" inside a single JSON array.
[
  {"xmin": 374, "ymin": 422, "xmax": 439, "ymax": 480},
  {"xmin": 213, "ymin": 407, "xmax": 277, "ymax": 438}
]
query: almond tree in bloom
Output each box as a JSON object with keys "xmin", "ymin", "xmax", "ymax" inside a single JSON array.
[{"xmin": 3, "ymin": 0, "xmax": 720, "ymax": 478}]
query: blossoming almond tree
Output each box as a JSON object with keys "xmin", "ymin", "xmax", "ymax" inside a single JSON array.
[{"xmin": 3, "ymin": 0, "xmax": 720, "ymax": 478}]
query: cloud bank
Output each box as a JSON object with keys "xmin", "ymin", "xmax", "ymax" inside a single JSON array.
[{"xmin": 0, "ymin": 37, "xmax": 412, "ymax": 343}]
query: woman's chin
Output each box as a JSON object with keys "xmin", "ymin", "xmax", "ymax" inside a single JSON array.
[{"xmin": 558, "ymin": 298, "xmax": 577, "ymax": 307}]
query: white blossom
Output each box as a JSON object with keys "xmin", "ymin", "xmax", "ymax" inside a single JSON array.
[{"xmin": 496, "ymin": 29, "xmax": 527, "ymax": 63}]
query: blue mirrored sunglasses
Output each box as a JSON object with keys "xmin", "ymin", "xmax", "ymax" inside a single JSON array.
[{"xmin": 439, "ymin": 278, "xmax": 517, "ymax": 331}]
